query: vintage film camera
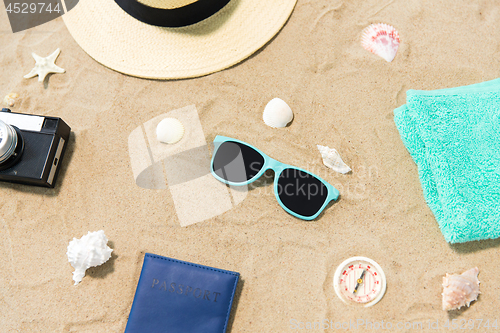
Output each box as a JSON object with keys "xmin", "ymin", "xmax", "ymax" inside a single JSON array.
[{"xmin": 0, "ymin": 108, "xmax": 71, "ymax": 188}]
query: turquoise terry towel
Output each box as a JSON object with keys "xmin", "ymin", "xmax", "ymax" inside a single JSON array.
[{"xmin": 394, "ymin": 78, "xmax": 500, "ymax": 243}]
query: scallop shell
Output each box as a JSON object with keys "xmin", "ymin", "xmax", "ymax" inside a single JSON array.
[
  {"xmin": 263, "ymin": 98, "xmax": 293, "ymax": 128},
  {"xmin": 361, "ymin": 23, "xmax": 400, "ymax": 62},
  {"xmin": 3, "ymin": 93, "xmax": 19, "ymax": 107},
  {"xmin": 67, "ymin": 230, "xmax": 113, "ymax": 285},
  {"xmin": 156, "ymin": 117, "xmax": 184, "ymax": 144},
  {"xmin": 317, "ymin": 145, "xmax": 351, "ymax": 174},
  {"xmin": 442, "ymin": 267, "xmax": 480, "ymax": 311}
]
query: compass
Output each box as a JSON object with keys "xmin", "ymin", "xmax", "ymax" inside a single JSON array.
[{"xmin": 333, "ymin": 256, "xmax": 386, "ymax": 307}]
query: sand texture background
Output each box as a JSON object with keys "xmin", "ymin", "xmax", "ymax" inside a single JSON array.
[{"xmin": 1, "ymin": 0, "xmax": 500, "ymax": 332}]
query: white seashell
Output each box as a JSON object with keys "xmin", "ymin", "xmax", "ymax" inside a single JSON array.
[
  {"xmin": 442, "ymin": 267, "xmax": 480, "ymax": 311},
  {"xmin": 263, "ymin": 98, "xmax": 293, "ymax": 128},
  {"xmin": 317, "ymin": 145, "xmax": 351, "ymax": 174},
  {"xmin": 156, "ymin": 117, "xmax": 184, "ymax": 144},
  {"xmin": 67, "ymin": 230, "xmax": 113, "ymax": 285},
  {"xmin": 3, "ymin": 93, "xmax": 19, "ymax": 107},
  {"xmin": 361, "ymin": 23, "xmax": 400, "ymax": 62}
]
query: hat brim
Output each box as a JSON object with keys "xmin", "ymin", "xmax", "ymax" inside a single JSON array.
[{"xmin": 62, "ymin": 0, "xmax": 297, "ymax": 79}]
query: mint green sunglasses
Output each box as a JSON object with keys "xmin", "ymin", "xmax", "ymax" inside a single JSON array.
[{"xmin": 210, "ymin": 135, "xmax": 340, "ymax": 220}]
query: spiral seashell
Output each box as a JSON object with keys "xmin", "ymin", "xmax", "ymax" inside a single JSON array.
[
  {"xmin": 317, "ymin": 145, "xmax": 351, "ymax": 174},
  {"xmin": 263, "ymin": 98, "xmax": 293, "ymax": 128},
  {"xmin": 67, "ymin": 230, "xmax": 113, "ymax": 285},
  {"xmin": 3, "ymin": 93, "xmax": 19, "ymax": 107},
  {"xmin": 156, "ymin": 117, "xmax": 184, "ymax": 144},
  {"xmin": 442, "ymin": 267, "xmax": 480, "ymax": 311}
]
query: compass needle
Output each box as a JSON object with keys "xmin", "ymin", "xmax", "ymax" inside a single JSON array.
[{"xmin": 353, "ymin": 270, "xmax": 366, "ymax": 294}]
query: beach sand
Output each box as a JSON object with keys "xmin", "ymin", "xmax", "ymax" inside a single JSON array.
[{"xmin": 1, "ymin": 0, "xmax": 500, "ymax": 332}]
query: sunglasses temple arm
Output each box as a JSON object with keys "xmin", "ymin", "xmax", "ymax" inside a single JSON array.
[{"xmin": 329, "ymin": 186, "xmax": 340, "ymax": 201}]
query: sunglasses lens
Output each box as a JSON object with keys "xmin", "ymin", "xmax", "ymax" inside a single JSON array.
[
  {"xmin": 212, "ymin": 141, "xmax": 264, "ymax": 183},
  {"xmin": 277, "ymin": 168, "xmax": 329, "ymax": 218}
]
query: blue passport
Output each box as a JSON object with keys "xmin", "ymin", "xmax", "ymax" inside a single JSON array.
[{"xmin": 125, "ymin": 253, "xmax": 240, "ymax": 333}]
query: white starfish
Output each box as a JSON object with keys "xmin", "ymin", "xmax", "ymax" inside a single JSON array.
[{"xmin": 24, "ymin": 48, "xmax": 65, "ymax": 82}]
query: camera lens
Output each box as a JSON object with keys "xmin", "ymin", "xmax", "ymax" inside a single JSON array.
[{"xmin": 0, "ymin": 119, "xmax": 19, "ymax": 163}]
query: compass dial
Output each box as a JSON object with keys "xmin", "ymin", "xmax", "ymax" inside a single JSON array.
[{"xmin": 333, "ymin": 257, "xmax": 386, "ymax": 307}]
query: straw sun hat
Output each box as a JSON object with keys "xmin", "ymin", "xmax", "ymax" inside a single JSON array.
[{"xmin": 62, "ymin": 0, "xmax": 297, "ymax": 79}]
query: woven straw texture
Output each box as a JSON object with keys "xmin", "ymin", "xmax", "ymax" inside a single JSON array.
[{"xmin": 62, "ymin": 0, "xmax": 297, "ymax": 79}]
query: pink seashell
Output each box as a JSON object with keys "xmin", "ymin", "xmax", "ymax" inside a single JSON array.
[
  {"xmin": 361, "ymin": 23, "xmax": 400, "ymax": 62},
  {"xmin": 442, "ymin": 267, "xmax": 480, "ymax": 311}
]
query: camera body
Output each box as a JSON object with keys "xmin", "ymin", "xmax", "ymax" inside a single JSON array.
[{"xmin": 0, "ymin": 108, "xmax": 71, "ymax": 188}]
